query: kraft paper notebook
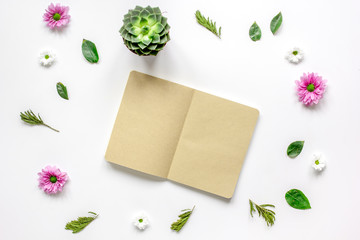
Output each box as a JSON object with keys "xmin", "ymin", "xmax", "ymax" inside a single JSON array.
[{"xmin": 105, "ymin": 71, "xmax": 259, "ymax": 198}]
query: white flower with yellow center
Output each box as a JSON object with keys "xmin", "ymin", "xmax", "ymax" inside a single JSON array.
[
  {"xmin": 39, "ymin": 50, "xmax": 56, "ymax": 66},
  {"xmin": 285, "ymin": 47, "xmax": 304, "ymax": 64},
  {"xmin": 312, "ymin": 153, "xmax": 326, "ymax": 171},
  {"xmin": 133, "ymin": 213, "xmax": 149, "ymax": 230}
]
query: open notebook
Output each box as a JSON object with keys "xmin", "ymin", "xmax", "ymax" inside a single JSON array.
[{"xmin": 105, "ymin": 71, "xmax": 259, "ymax": 198}]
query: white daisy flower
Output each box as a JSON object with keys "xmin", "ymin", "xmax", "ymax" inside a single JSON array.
[
  {"xmin": 133, "ymin": 213, "xmax": 149, "ymax": 230},
  {"xmin": 312, "ymin": 153, "xmax": 326, "ymax": 171},
  {"xmin": 285, "ymin": 47, "xmax": 304, "ymax": 64},
  {"xmin": 39, "ymin": 50, "xmax": 56, "ymax": 66}
]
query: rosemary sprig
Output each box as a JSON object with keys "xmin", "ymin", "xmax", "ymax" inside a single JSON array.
[
  {"xmin": 195, "ymin": 10, "xmax": 222, "ymax": 38},
  {"xmin": 249, "ymin": 199, "xmax": 276, "ymax": 226},
  {"xmin": 65, "ymin": 211, "xmax": 98, "ymax": 233},
  {"xmin": 20, "ymin": 109, "xmax": 59, "ymax": 132},
  {"xmin": 171, "ymin": 205, "xmax": 195, "ymax": 232}
]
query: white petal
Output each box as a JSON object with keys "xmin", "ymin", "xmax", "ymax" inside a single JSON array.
[
  {"xmin": 133, "ymin": 213, "xmax": 149, "ymax": 230},
  {"xmin": 39, "ymin": 50, "xmax": 56, "ymax": 66}
]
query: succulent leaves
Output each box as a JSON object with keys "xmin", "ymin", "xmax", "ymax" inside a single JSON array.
[{"xmin": 119, "ymin": 6, "xmax": 170, "ymax": 56}]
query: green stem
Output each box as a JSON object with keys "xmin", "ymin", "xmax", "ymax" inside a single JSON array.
[{"xmin": 42, "ymin": 123, "xmax": 59, "ymax": 132}]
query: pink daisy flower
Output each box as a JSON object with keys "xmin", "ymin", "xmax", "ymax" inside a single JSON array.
[
  {"xmin": 38, "ymin": 165, "xmax": 68, "ymax": 194},
  {"xmin": 43, "ymin": 3, "xmax": 70, "ymax": 29},
  {"xmin": 295, "ymin": 72, "xmax": 327, "ymax": 106}
]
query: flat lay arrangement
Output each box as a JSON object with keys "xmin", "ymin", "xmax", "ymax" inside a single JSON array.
[{"xmin": 1, "ymin": 1, "xmax": 359, "ymax": 239}]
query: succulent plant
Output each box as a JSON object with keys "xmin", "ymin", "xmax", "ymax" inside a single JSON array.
[{"xmin": 119, "ymin": 6, "xmax": 170, "ymax": 56}]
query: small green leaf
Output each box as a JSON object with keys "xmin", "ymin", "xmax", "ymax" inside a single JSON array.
[
  {"xmin": 56, "ymin": 82, "xmax": 69, "ymax": 100},
  {"xmin": 195, "ymin": 10, "xmax": 222, "ymax": 38},
  {"xmin": 287, "ymin": 141, "xmax": 304, "ymax": 158},
  {"xmin": 82, "ymin": 39, "xmax": 99, "ymax": 63},
  {"xmin": 153, "ymin": 22, "xmax": 164, "ymax": 33},
  {"xmin": 65, "ymin": 211, "xmax": 98, "ymax": 234},
  {"xmin": 249, "ymin": 199, "xmax": 276, "ymax": 226},
  {"xmin": 171, "ymin": 206, "xmax": 195, "ymax": 232},
  {"xmin": 20, "ymin": 109, "xmax": 59, "ymax": 132},
  {"xmin": 270, "ymin": 12, "xmax": 283, "ymax": 34},
  {"xmin": 249, "ymin": 22, "xmax": 261, "ymax": 41},
  {"xmin": 285, "ymin": 189, "xmax": 311, "ymax": 210}
]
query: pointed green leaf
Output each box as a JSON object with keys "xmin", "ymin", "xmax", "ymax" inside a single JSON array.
[
  {"xmin": 160, "ymin": 35, "xmax": 168, "ymax": 44},
  {"xmin": 150, "ymin": 50, "xmax": 158, "ymax": 56},
  {"xmin": 148, "ymin": 14, "xmax": 157, "ymax": 26},
  {"xmin": 56, "ymin": 82, "xmax": 69, "ymax": 100},
  {"xmin": 82, "ymin": 39, "xmax": 99, "ymax": 63},
  {"xmin": 123, "ymin": 18, "xmax": 130, "ymax": 25},
  {"xmin": 285, "ymin": 189, "xmax": 311, "ymax": 210},
  {"xmin": 139, "ymin": 9, "xmax": 150, "ymax": 18},
  {"xmin": 141, "ymin": 48, "xmax": 152, "ymax": 55},
  {"xmin": 119, "ymin": 26, "xmax": 126, "ymax": 35},
  {"xmin": 129, "ymin": 26, "xmax": 141, "ymax": 35},
  {"xmin": 131, "ymin": 10, "xmax": 140, "ymax": 16},
  {"xmin": 134, "ymin": 6, "xmax": 143, "ymax": 11},
  {"xmin": 138, "ymin": 42, "xmax": 147, "ymax": 49},
  {"xmin": 147, "ymin": 44, "xmax": 157, "ymax": 50},
  {"xmin": 165, "ymin": 24, "xmax": 170, "ymax": 32},
  {"xmin": 141, "ymin": 35, "xmax": 152, "ymax": 46},
  {"xmin": 148, "ymin": 29, "xmax": 155, "ymax": 38},
  {"xmin": 153, "ymin": 22, "xmax": 164, "ymax": 33},
  {"xmin": 156, "ymin": 44, "xmax": 165, "ymax": 51},
  {"xmin": 123, "ymin": 13, "xmax": 131, "ymax": 20},
  {"xmin": 161, "ymin": 17, "xmax": 168, "ymax": 26},
  {"xmin": 145, "ymin": 6, "xmax": 154, "ymax": 14},
  {"xmin": 140, "ymin": 17, "xmax": 148, "ymax": 27},
  {"xmin": 153, "ymin": 7, "xmax": 161, "ymax": 14},
  {"xmin": 249, "ymin": 22, "xmax": 261, "ymax": 41},
  {"xmin": 287, "ymin": 141, "xmax": 304, "ymax": 158},
  {"xmin": 129, "ymin": 42, "xmax": 140, "ymax": 50},
  {"xmin": 270, "ymin": 12, "xmax": 282, "ymax": 34},
  {"xmin": 152, "ymin": 34, "xmax": 160, "ymax": 43},
  {"xmin": 135, "ymin": 49, "xmax": 144, "ymax": 55},
  {"xmin": 125, "ymin": 23, "xmax": 133, "ymax": 32},
  {"xmin": 156, "ymin": 14, "xmax": 162, "ymax": 22},
  {"xmin": 131, "ymin": 34, "xmax": 142, "ymax": 43},
  {"xmin": 124, "ymin": 33, "xmax": 132, "ymax": 41},
  {"xmin": 130, "ymin": 16, "xmax": 141, "ymax": 27}
]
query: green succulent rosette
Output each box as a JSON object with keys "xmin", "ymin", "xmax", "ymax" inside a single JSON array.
[{"xmin": 119, "ymin": 6, "xmax": 171, "ymax": 56}]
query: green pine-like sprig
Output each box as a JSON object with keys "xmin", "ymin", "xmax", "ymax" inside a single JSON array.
[
  {"xmin": 171, "ymin": 206, "xmax": 195, "ymax": 232},
  {"xmin": 195, "ymin": 10, "xmax": 222, "ymax": 38},
  {"xmin": 65, "ymin": 212, "xmax": 98, "ymax": 233},
  {"xmin": 249, "ymin": 199, "xmax": 276, "ymax": 226},
  {"xmin": 20, "ymin": 109, "xmax": 59, "ymax": 132}
]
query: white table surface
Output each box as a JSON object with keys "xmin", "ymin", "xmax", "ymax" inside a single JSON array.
[{"xmin": 1, "ymin": 0, "xmax": 360, "ymax": 239}]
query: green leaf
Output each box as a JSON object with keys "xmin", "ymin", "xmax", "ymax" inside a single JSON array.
[
  {"xmin": 20, "ymin": 109, "xmax": 59, "ymax": 132},
  {"xmin": 130, "ymin": 16, "xmax": 141, "ymax": 26},
  {"xmin": 171, "ymin": 206, "xmax": 195, "ymax": 232},
  {"xmin": 147, "ymin": 14, "xmax": 157, "ymax": 26},
  {"xmin": 152, "ymin": 34, "xmax": 160, "ymax": 43},
  {"xmin": 56, "ymin": 82, "xmax": 69, "ymax": 100},
  {"xmin": 249, "ymin": 199, "xmax": 276, "ymax": 226},
  {"xmin": 82, "ymin": 39, "xmax": 99, "ymax": 63},
  {"xmin": 285, "ymin": 189, "xmax": 311, "ymax": 210},
  {"xmin": 65, "ymin": 212, "xmax": 98, "ymax": 233},
  {"xmin": 153, "ymin": 22, "xmax": 164, "ymax": 33},
  {"xmin": 287, "ymin": 141, "xmax": 304, "ymax": 158},
  {"xmin": 195, "ymin": 10, "xmax": 221, "ymax": 38},
  {"xmin": 270, "ymin": 12, "xmax": 282, "ymax": 34},
  {"xmin": 141, "ymin": 35, "xmax": 152, "ymax": 46},
  {"xmin": 249, "ymin": 22, "xmax": 261, "ymax": 41}
]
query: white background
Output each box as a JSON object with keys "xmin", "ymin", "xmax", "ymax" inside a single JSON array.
[{"xmin": 0, "ymin": 0, "xmax": 360, "ymax": 239}]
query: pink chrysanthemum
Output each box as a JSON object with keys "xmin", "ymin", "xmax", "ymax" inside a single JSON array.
[
  {"xmin": 43, "ymin": 3, "xmax": 70, "ymax": 29},
  {"xmin": 295, "ymin": 72, "xmax": 327, "ymax": 106},
  {"xmin": 38, "ymin": 166, "xmax": 68, "ymax": 194}
]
